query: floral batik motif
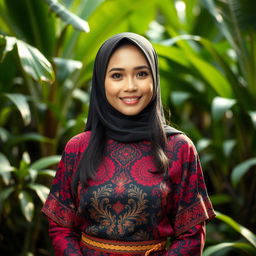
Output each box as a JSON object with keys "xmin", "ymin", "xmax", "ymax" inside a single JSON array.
[{"xmin": 42, "ymin": 131, "xmax": 215, "ymax": 256}]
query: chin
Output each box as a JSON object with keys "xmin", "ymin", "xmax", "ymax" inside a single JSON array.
[{"xmin": 119, "ymin": 109, "xmax": 141, "ymax": 116}]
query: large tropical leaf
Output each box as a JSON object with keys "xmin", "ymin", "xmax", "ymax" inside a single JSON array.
[
  {"xmin": 8, "ymin": 133, "xmax": 53, "ymax": 146},
  {"xmin": 30, "ymin": 155, "xmax": 61, "ymax": 170},
  {"xmin": 186, "ymin": 52, "xmax": 233, "ymax": 97},
  {"xmin": 53, "ymin": 57, "xmax": 82, "ymax": 84},
  {"xmin": 18, "ymin": 190, "xmax": 34, "ymax": 222},
  {"xmin": 231, "ymin": 158, "xmax": 256, "ymax": 187},
  {"xmin": 43, "ymin": 0, "xmax": 90, "ymax": 32},
  {"xmin": 56, "ymin": 0, "xmax": 105, "ymax": 59},
  {"xmin": 0, "ymin": 35, "xmax": 55, "ymax": 83},
  {"xmin": 203, "ymin": 242, "xmax": 256, "ymax": 256},
  {"xmin": 3, "ymin": 93, "xmax": 31, "ymax": 126},
  {"xmin": 16, "ymin": 38, "xmax": 55, "ymax": 83},
  {"xmin": 28, "ymin": 184, "xmax": 50, "ymax": 203},
  {"xmin": 201, "ymin": 0, "xmax": 256, "ymax": 96},
  {"xmin": 211, "ymin": 96, "xmax": 236, "ymax": 121},
  {"xmin": 3, "ymin": 0, "xmax": 56, "ymax": 56},
  {"xmin": 154, "ymin": 44, "xmax": 190, "ymax": 67},
  {"xmin": 158, "ymin": 33, "xmax": 234, "ymax": 98},
  {"xmin": 216, "ymin": 211, "xmax": 256, "ymax": 247}
]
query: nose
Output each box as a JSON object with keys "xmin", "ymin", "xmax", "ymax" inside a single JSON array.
[{"xmin": 124, "ymin": 77, "xmax": 137, "ymax": 92}]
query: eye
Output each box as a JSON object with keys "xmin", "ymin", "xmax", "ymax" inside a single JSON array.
[
  {"xmin": 111, "ymin": 73, "xmax": 122, "ymax": 79},
  {"xmin": 137, "ymin": 71, "xmax": 149, "ymax": 78}
]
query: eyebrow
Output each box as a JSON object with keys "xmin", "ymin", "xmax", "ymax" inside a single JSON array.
[{"xmin": 108, "ymin": 65, "xmax": 150, "ymax": 73}]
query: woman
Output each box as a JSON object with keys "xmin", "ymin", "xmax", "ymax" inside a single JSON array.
[{"xmin": 42, "ymin": 32, "xmax": 215, "ymax": 255}]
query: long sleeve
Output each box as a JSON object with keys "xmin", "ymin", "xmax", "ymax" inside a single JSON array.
[
  {"xmin": 49, "ymin": 218, "xmax": 83, "ymax": 256},
  {"xmin": 163, "ymin": 222, "xmax": 206, "ymax": 256},
  {"xmin": 42, "ymin": 133, "xmax": 90, "ymax": 255},
  {"xmin": 167, "ymin": 135, "xmax": 215, "ymax": 236},
  {"xmin": 161, "ymin": 134, "xmax": 214, "ymax": 256}
]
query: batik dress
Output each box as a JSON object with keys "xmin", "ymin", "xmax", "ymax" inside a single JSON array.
[{"xmin": 42, "ymin": 131, "xmax": 215, "ymax": 256}]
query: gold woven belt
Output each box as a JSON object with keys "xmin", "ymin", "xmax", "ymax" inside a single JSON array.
[{"xmin": 81, "ymin": 232, "xmax": 166, "ymax": 255}]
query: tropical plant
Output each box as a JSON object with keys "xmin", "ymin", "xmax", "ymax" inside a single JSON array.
[
  {"xmin": 0, "ymin": 0, "xmax": 256, "ymax": 255},
  {"xmin": 203, "ymin": 212, "xmax": 256, "ymax": 256},
  {"xmin": 0, "ymin": 0, "xmax": 173, "ymax": 254},
  {"xmin": 148, "ymin": 0, "xmax": 256, "ymax": 254},
  {"xmin": 0, "ymin": 152, "xmax": 60, "ymax": 255}
]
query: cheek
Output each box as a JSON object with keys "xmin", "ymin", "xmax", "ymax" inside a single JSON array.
[
  {"xmin": 105, "ymin": 80, "xmax": 120, "ymax": 102},
  {"xmin": 105, "ymin": 79, "xmax": 112, "ymax": 96},
  {"xmin": 143, "ymin": 81, "xmax": 153, "ymax": 99}
]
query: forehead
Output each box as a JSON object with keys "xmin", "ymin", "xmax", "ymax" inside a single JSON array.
[{"xmin": 107, "ymin": 44, "xmax": 149, "ymax": 68}]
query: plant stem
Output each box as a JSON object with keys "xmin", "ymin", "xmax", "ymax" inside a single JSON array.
[
  {"xmin": 21, "ymin": 222, "xmax": 32, "ymax": 256},
  {"xmin": 30, "ymin": 206, "xmax": 42, "ymax": 254}
]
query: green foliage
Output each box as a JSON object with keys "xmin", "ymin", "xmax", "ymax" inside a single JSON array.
[
  {"xmin": 0, "ymin": 0, "xmax": 255, "ymax": 255},
  {"xmin": 3, "ymin": 93, "xmax": 31, "ymax": 125},
  {"xmin": 157, "ymin": 0, "xmax": 256, "ymax": 254},
  {"xmin": 211, "ymin": 97, "xmax": 236, "ymax": 122},
  {"xmin": 0, "ymin": 151, "xmax": 60, "ymax": 218},
  {"xmin": 0, "ymin": 35, "xmax": 55, "ymax": 83},
  {"xmin": 216, "ymin": 211, "xmax": 256, "ymax": 247},
  {"xmin": 203, "ymin": 242, "xmax": 256, "ymax": 256},
  {"xmin": 231, "ymin": 158, "xmax": 256, "ymax": 187},
  {"xmin": 43, "ymin": 0, "xmax": 90, "ymax": 32},
  {"xmin": 203, "ymin": 213, "xmax": 256, "ymax": 255}
]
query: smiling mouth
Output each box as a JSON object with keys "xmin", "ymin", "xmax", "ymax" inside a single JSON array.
[{"xmin": 120, "ymin": 96, "xmax": 141, "ymax": 105}]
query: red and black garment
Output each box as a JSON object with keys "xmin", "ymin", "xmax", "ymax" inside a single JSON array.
[{"xmin": 42, "ymin": 131, "xmax": 215, "ymax": 256}]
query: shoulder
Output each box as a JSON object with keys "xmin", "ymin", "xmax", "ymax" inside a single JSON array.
[
  {"xmin": 166, "ymin": 133, "xmax": 197, "ymax": 156},
  {"xmin": 64, "ymin": 131, "xmax": 91, "ymax": 154},
  {"xmin": 167, "ymin": 132, "xmax": 195, "ymax": 147}
]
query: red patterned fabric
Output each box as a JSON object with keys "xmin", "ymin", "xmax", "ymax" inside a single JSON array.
[{"xmin": 42, "ymin": 132, "xmax": 215, "ymax": 255}]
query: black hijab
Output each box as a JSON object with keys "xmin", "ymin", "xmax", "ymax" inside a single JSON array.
[{"xmin": 85, "ymin": 32, "xmax": 180, "ymax": 142}]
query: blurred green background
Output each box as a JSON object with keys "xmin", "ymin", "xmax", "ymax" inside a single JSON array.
[{"xmin": 0, "ymin": 0, "xmax": 256, "ymax": 255}]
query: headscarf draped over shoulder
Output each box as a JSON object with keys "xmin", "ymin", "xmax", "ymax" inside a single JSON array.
[{"xmin": 85, "ymin": 32, "xmax": 181, "ymax": 142}]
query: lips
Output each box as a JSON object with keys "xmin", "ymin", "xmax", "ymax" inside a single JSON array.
[{"xmin": 120, "ymin": 96, "xmax": 141, "ymax": 105}]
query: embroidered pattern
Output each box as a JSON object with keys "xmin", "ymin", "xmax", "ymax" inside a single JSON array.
[
  {"xmin": 111, "ymin": 171, "xmax": 132, "ymax": 195},
  {"xmin": 87, "ymin": 183, "xmax": 149, "ymax": 237},
  {"xmin": 42, "ymin": 132, "xmax": 215, "ymax": 256},
  {"xmin": 118, "ymin": 184, "xmax": 149, "ymax": 235},
  {"xmin": 131, "ymin": 156, "xmax": 163, "ymax": 186},
  {"xmin": 110, "ymin": 144, "xmax": 141, "ymax": 167},
  {"xmin": 89, "ymin": 158, "xmax": 116, "ymax": 186},
  {"xmin": 89, "ymin": 185, "xmax": 115, "ymax": 234}
]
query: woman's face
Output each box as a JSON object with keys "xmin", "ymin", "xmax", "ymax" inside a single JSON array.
[{"xmin": 104, "ymin": 44, "xmax": 153, "ymax": 116}]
